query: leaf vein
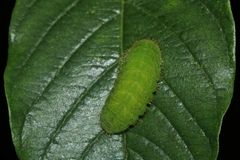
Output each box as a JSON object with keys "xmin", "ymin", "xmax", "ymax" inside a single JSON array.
[
  {"xmin": 128, "ymin": 132, "xmax": 172, "ymax": 160},
  {"xmin": 162, "ymin": 80, "xmax": 209, "ymax": 140},
  {"xmin": 152, "ymin": 104, "xmax": 195, "ymax": 160},
  {"xmin": 123, "ymin": 134, "xmax": 128, "ymax": 160},
  {"xmin": 20, "ymin": 13, "xmax": 117, "ymax": 147},
  {"xmin": 127, "ymin": 147, "xmax": 145, "ymax": 160},
  {"xmin": 17, "ymin": 0, "xmax": 80, "ymax": 70},
  {"xmin": 196, "ymin": 0, "xmax": 231, "ymax": 61},
  {"xmin": 79, "ymin": 130, "xmax": 105, "ymax": 160},
  {"xmin": 40, "ymin": 62, "xmax": 118, "ymax": 159},
  {"xmin": 128, "ymin": 2, "xmax": 216, "ymax": 90},
  {"xmin": 13, "ymin": 0, "xmax": 38, "ymax": 33},
  {"xmin": 178, "ymin": 36, "xmax": 216, "ymax": 90}
]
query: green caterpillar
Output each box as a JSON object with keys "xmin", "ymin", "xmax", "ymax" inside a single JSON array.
[{"xmin": 100, "ymin": 39, "xmax": 162, "ymax": 133}]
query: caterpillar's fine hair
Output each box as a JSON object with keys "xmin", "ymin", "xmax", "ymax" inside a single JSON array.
[{"xmin": 100, "ymin": 39, "xmax": 162, "ymax": 133}]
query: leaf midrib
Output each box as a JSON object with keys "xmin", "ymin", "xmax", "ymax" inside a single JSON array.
[
  {"xmin": 123, "ymin": 1, "xmax": 222, "ymax": 159},
  {"xmin": 127, "ymin": 0, "xmax": 217, "ymax": 131},
  {"xmin": 15, "ymin": 0, "xmax": 229, "ymax": 159}
]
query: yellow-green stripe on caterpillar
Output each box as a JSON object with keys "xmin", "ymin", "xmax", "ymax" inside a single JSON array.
[{"xmin": 100, "ymin": 39, "xmax": 162, "ymax": 133}]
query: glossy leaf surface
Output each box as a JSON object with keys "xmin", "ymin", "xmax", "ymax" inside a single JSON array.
[{"xmin": 4, "ymin": 0, "xmax": 235, "ymax": 159}]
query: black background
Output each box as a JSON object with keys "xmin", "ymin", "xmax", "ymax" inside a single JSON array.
[{"xmin": 0, "ymin": 0, "xmax": 239, "ymax": 159}]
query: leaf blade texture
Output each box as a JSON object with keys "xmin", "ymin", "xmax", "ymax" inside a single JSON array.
[{"xmin": 4, "ymin": 0, "xmax": 235, "ymax": 159}]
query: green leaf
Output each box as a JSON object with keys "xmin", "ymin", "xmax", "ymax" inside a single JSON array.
[{"xmin": 4, "ymin": 0, "xmax": 235, "ymax": 160}]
